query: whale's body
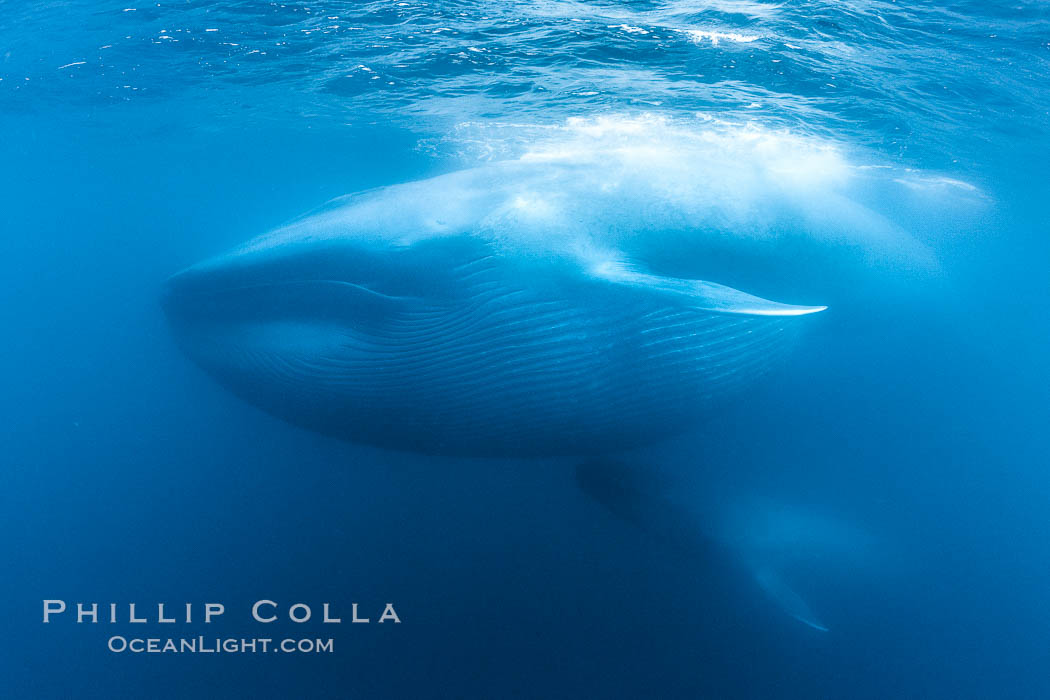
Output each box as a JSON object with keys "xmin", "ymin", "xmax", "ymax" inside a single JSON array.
[{"xmin": 163, "ymin": 158, "xmax": 832, "ymax": 455}]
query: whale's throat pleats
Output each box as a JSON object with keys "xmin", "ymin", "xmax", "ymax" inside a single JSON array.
[{"xmin": 178, "ymin": 254, "xmax": 804, "ymax": 456}]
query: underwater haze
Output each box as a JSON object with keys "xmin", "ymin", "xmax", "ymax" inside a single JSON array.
[{"xmin": 2, "ymin": 1, "xmax": 1049, "ymax": 698}]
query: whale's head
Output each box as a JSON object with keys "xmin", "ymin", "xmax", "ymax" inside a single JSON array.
[
  {"xmin": 162, "ymin": 165, "xmax": 827, "ymax": 456},
  {"xmin": 162, "ymin": 231, "xmax": 483, "ymax": 447}
]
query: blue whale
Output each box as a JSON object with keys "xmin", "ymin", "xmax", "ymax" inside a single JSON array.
[{"xmin": 163, "ymin": 158, "xmax": 829, "ymax": 456}]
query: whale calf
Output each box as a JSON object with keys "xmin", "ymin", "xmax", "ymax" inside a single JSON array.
[{"xmin": 162, "ymin": 154, "xmax": 833, "ymax": 456}]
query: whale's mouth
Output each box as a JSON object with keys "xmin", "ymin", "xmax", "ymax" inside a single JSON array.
[
  {"xmin": 160, "ymin": 241, "xmax": 423, "ymax": 330},
  {"xmin": 162, "ymin": 273, "xmax": 399, "ymax": 327}
]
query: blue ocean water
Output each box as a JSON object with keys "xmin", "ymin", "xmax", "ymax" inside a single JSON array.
[{"xmin": 2, "ymin": 1, "xmax": 1048, "ymax": 698}]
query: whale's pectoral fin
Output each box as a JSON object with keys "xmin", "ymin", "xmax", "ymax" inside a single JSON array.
[
  {"xmin": 590, "ymin": 260, "xmax": 826, "ymax": 316},
  {"xmin": 751, "ymin": 564, "xmax": 829, "ymax": 632}
]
